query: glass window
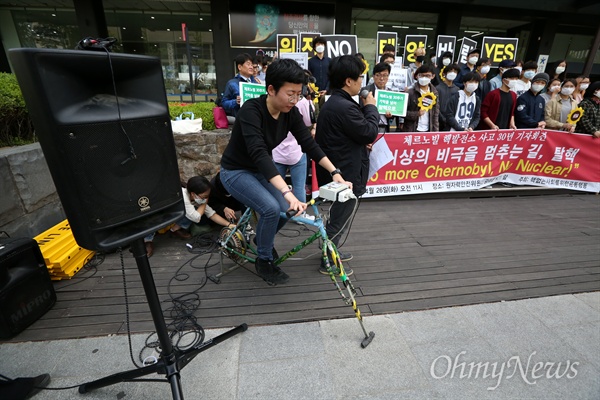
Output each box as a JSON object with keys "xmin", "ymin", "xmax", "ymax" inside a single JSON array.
[
  {"xmin": 11, "ymin": 8, "xmax": 79, "ymax": 49},
  {"xmin": 7, "ymin": 3, "xmax": 215, "ymax": 99}
]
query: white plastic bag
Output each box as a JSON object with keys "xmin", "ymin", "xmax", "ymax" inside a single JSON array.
[{"xmin": 171, "ymin": 118, "xmax": 202, "ymax": 134}]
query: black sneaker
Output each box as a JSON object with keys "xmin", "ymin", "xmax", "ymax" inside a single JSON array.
[
  {"xmin": 318, "ymin": 259, "xmax": 353, "ymax": 276},
  {"xmin": 338, "ymin": 251, "xmax": 353, "ymax": 261},
  {"xmin": 255, "ymin": 258, "xmax": 289, "ymax": 285}
]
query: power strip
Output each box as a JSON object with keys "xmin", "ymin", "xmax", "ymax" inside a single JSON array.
[{"xmin": 319, "ymin": 182, "xmax": 356, "ymax": 202}]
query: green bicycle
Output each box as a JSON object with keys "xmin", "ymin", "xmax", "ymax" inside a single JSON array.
[{"xmin": 210, "ymin": 195, "xmax": 375, "ymax": 348}]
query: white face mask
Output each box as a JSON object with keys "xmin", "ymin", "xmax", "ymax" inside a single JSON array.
[
  {"xmin": 506, "ymin": 79, "xmax": 519, "ymax": 89},
  {"xmin": 194, "ymin": 196, "xmax": 207, "ymax": 205},
  {"xmin": 418, "ymin": 77, "xmax": 431, "ymax": 86},
  {"xmin": 466, "ymin": 82, "xmax": 479, "ymax": 93},
  {"xmin": 555, "ymin": 66, "xmax": 565, "ymax": 75},
  {"xmin": 523, "ymin": 70, "xmax": 536, "ymax": 80},
  {"xmin": 531, "ymin": 84, "xmax": 545, "ymax": 93},
  {"xmin": 315, "ymin": 45, "xmax": 325, "ymax": 53},
  {"xmin": 514, "ymin": 66, "xmax": 523, "ymax": 73},
  {"xmin": 468, "ymin": 56, "xmax": 478, "ymax": 65},
  {"xmin": 550, "ymin": 85, "xmax": 561, "ymax": 93},
  {"xmin": 580, "ymin": 83, "xmax": 590, "ymax": 90},
  {"xmin": 480, "ymin": 65, "xmax": 491, "ymax": 75},
  {"xmin": 442, "ymin": 58, "xmax": 451, "ymax": 66},
  {"xmin": 561, "ymin": 87, "xmax": 575, "ymax": 96},
  {"xmin": 446, "ymin": 72, "xmax": 457, "ymax": 81},
  {"xmin": 595, "ymin": 91, "xmax": 600, "ymax": 99}
]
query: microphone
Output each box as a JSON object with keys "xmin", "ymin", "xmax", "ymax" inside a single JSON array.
[{"xmin": 360, "ymin": 89, "xmax": 370, "ymax": 99}]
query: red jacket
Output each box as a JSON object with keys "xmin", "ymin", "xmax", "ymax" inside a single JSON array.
[{"xmin": 478, "ymin": 88, "xmax": 517, "ymax": 130}]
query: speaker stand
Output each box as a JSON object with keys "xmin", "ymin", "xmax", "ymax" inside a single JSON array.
[{"xmin": 78, "ymin": 239, "xmax": 247, "ymax": 399}]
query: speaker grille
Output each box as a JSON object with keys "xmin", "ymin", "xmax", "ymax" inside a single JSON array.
[{"xmin": 57, "ymin": 117, "xmax": 181, "ymax": 228}]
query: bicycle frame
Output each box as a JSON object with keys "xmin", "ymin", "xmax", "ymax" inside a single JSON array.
[{"xmin": 211, "ymin": 197, "xmax": 375, "ymax": 348}]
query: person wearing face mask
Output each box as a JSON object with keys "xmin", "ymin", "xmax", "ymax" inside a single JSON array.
[
  {"xmin": 143, "ymin": 177, "xmax": 236, "ymax": 257},
  {"xmin": 573, "ymin": 76, "xmax": 590, "ymax": 103},
  {"xmin": 575, "ymin": 81, "xmax": 600, "ymax": 138},
  {"xmin": 307, "ymin": 36, "xmax": 331, "ymax": 96},
  {"xmin": 455, "ymin": 48, "xmax": 480, "ymax": 90},
  {"xmin": 475, "ymin": 58, "xmax": 492, "ymax": 102},
  {"xmin": 435, "ymin": 63, "xmax": 461, "ymax": 131},
  {"xmin": 439, "ymin": 51, "xmax": 453, "ymax": 70},
  {"xmin": 406, "ymin": 47, "xmax": 427, "ymax": 89},
  {"xmin": 489, "ymin": 59, "xmax": 517, "ymax": 90},
  {"xmin": 511, "ymin": 60, "xmax": 538, "ymax": 97},
  {"xmin": 515, "ymin": 73, "xmax": 548, "ymax": 129},
  {"xmin": 540, "ymin": 78, "xmax": 561, "ymax": 103},
  {"xmin": 446, "ymin": 72, "xmax": 481, "ymax": 132},
  {"xmin": 545, "ymin": 79, "xmax": 579, "ymax": 133},
  {"xmin": 549, "ymin": 60, "xmax": 568, "ymax": 81},
  {"xmin": 478, "ymin": 68, "xmax": 519, "ymax": 131},
  {"xmin": 433, "ymin": 51, "xmax": 453, "ymax": 87},
  {"xmin": 403, "ymin": 65, "xmax": 440, "ymax": 132}
]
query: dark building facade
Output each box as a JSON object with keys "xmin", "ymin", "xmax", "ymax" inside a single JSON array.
[{"xmin": 1, "ymin": 0, "xmax": 598, "ymax": 98}]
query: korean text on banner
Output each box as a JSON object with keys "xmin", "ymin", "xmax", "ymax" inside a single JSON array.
[{"xmin": 364, "ymin": 130, "xmax": 600, "ymax": 198}]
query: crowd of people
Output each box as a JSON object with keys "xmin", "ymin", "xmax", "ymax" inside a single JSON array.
[
  {"xmin": 365, "ymin": 46, "xmax": 599, "ymax": 137},
  {"xmin": 155, "ymin": 37, "xmax": 598, "ymax": 285}
]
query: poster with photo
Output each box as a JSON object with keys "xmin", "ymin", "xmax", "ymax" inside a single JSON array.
[{"xmin": 229, "ymin": 3, "xmax": 334, "ymax": 48}]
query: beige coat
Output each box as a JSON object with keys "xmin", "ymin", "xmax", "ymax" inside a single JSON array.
[{"xmin": 545, "ymin": 95, "xmax": 578, "ymax": 130}]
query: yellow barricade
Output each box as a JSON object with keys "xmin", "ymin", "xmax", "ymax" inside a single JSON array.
[{"xmin": 34, "ymin": 220, "xmax": 95, "ymax": 280}]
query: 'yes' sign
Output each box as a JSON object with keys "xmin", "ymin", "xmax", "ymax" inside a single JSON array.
[{"xmin": 481, "ymin": 37, "xmax": 519, "ymax": 67}]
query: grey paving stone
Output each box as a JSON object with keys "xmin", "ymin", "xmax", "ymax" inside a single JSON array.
[
  {"xmin": 390, "ymin": 306, "xmax": 480, "ymax": 346},
  {"xmin": 319, "ymin": 315, "xmax": 430, "ymax": 397},
  {"xmin": 573, "ymin": 291, "xmax": 600, "ymax": 312},
  {"xmin": 238, "ymin": 321, "xmax": 324, "ymax": 363},
  {"xmin": 237, "ymin": 355, "xmax": 334, "ymax": 400},
  {"xmin": 519, "ymin": 294, "xmax": 600, "ymax": 327},
  {"xmin": 458, "ymin": 298, "xmax": 586, "ymax": 361},
  {"xmin": 550, "ymin": 320, "xmax": 600, "ymax": 370}
]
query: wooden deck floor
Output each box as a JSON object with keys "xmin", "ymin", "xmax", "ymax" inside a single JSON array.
[{"xmin": 6, "ymin": 191, "xmax": 600, "ymax": 343}]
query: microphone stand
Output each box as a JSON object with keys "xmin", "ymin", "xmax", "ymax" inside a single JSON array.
[{"xmin": 78, "ymin": 239, "xmax": 247, "ymax": 399}]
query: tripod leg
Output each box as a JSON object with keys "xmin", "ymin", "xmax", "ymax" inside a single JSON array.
[
  {"xmin": 79, "ymin": 239, "xmax": 184, "ymax": 398},
  {"xmin": 79, "ymin": 240, "xmax": 247, "ymax": 398}
]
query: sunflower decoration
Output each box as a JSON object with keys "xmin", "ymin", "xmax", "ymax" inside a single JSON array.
[
  {"xmin": 439, "ymin": 65, "xmax": 446, "ymax": 81},
  {"xmin": 567, "ymin": 107, "xmax": 584, "ymax": 125},
  {"xmin": 418, "ymin": 92, "xmax": 437, "ymax": 111},
  {"xmin": 362, "ymin": 59, "xmax": 370, "ymax": 76},
  {"xmin": 307, "ymin": 81, "xmax": 320, "ymax": 105}
]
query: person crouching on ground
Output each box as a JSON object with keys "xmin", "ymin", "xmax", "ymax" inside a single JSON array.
[{"xmin": 143, "ymin": 176, "xmax": 235, "ymax": 257}]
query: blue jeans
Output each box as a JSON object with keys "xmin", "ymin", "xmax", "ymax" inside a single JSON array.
[
  {"xmin": 220, "ymin": 167, "xmax": 289, "ymax": 260},
  {"xmin": 274, "ymin": 153, "xmax": 307, "ymax": 203}
]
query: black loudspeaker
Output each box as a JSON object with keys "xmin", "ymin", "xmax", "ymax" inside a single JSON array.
[
  {"xmin": 8, "ymin": 49, "xmax": 184, "ymax": 251},
  {"xmin": 0, "ymin": 238, "xmax": 56, "ymax": 340}
]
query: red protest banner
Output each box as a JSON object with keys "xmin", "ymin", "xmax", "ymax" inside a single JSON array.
[{"xmin": 365, "ymin": 129, "xmax": 600, "ymax": 197}]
